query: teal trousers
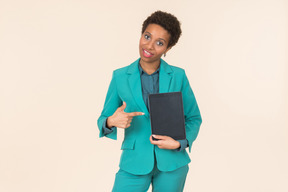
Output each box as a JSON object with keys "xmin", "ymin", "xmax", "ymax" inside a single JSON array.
[{"xmin": 112, "ymin": 163, "xmax": 189, "ymax": 192}]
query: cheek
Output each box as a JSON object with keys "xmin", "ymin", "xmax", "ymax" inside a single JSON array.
[
  {"xmin": 139, "ymin": 42, "xmax": 144, "ymax": 53},
  {"xmin": 155, "ymin": 47, "xmax": 167, "ymax": 54},
  {"xmin": 139, "ymin": 38, "xmax": 146, "ymax": 47}
]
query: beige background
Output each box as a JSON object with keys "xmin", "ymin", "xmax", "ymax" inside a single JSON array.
[{"xmin": 0, "ymin": 0, "xmax": 287, "ymax": 191}]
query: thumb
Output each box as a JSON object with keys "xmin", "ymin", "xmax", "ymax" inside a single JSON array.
[
  {"xmin": 152, "ymin": 135, "xmax": 168, "ymax": 140},
  {"xmin": 117, "ymin": 101, "xmax": 126, "ymax": 111}
]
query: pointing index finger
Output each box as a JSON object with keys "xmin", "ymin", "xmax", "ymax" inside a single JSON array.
[{"xmin": 127, "ymin": 112, "xmax": 145, "ymax": 117}]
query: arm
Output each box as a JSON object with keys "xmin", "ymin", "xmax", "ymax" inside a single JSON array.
[
  {"xmin": 97, "ymin": 71, "xmax": 121, "ymax": 140},
  {"xmin": 176, "ymin": 139, "xmax": 188, "ymax": 151},
  {"xmin": 102, "ymin": 118, "xmax": 116, "ymax": 136},
  {"xmin": 97, "ymin": 72, "xmax": 144, "ymax": 139},
  {"xmin": 182, "ymin": 70, "xmax": 202, "ymax": 152}
]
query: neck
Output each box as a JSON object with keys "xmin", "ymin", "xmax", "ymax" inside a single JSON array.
[{"xmin": 139, "ymin": 59, "xmax": 160, "ymax": 75}]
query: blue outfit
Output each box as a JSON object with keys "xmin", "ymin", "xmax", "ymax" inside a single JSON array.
[
  {"xmin": 102, "ymin": 63, "xmax": 188, "ymax": 151},
  {"xmin": 97, "ymin": 58, "xmax": 202, "ymax": 191},
  {"xmin": 112, "ymin": 157, "xmax": 189, "ymax": 192}
]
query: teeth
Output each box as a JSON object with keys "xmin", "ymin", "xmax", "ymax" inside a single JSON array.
[{"xmin": 144, "ymin": 50, "xmax": 151, "ymax": 55}]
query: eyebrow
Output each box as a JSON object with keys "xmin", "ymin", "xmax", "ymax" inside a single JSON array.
[{"xmin": 144, "ymin": 32, "xmax": 167, "ymax": 43}]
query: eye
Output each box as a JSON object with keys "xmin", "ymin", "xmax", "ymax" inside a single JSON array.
[
  {"xmin": 156, "ymin": 41, "xmax": 164, "ymax": 46},
  {"xmin": 144, "ymin": 34, "xmax": 150, "ymax": 40}
]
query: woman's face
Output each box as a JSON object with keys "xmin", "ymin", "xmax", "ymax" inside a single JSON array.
[{"xmin": 139, "ymin": 24, "xmax": 171, "ymax": 65}]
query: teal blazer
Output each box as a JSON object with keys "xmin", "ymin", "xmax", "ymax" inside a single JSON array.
[{"xmin": 97, "ymin": 58, "xmax": 202, "ymax": 175}]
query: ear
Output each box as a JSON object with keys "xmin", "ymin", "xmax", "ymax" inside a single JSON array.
[{"xmin": 164, "ymin": 46, "xmax": 172, "ymax": 54}]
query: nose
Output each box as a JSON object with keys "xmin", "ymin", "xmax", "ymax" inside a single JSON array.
[{"xmin": 146, "ymin": 41, "xmax": 154, "ymax": 50}]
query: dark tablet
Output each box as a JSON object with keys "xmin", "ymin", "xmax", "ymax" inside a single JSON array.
[{"xmin": 148, "ymin": 92, "xmax": 186, "ymax": 140}]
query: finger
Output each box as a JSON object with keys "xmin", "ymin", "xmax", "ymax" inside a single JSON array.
[
  {"xmin": 119, "ymin": 123, "xmax": 130, "ymax": 129},
  {"xmin": 149, "ymin": 135, "xmax": 154, "ymax": 143},
  {"xmin": 150, "ymin": 136, "xmax": 161, "ymax": 145},
  {"xmin": 152, "ymin": 135, "xmax": 169, "ymax": 140},
  {"xmin": 117, "ymin": 101, "xmax": 126, "ymax": 111},
  {"xmin": 127, "ymin": 112, "xmax": 145, "ymax": 117},
  {"xmin": 150, "ymin": 136, "xmax": 156, "ymax": 144},
  {"xmin": 151, "ymin": 140, "xmax": 162, "ymax": 146}
]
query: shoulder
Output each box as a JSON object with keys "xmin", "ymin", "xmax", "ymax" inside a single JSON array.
[
  {"xmin": 113, "ymin": 66, "xmax": 129, "ymax": 77},
  {"xmin": 162, "ymin": 59, "xmax": 186, "ymax": 76},
  {"xmin": 170, "ymin": 65, "xmax": 185, "ymax": 75}
]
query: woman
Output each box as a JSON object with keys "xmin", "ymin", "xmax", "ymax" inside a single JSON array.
[{"xmin": 97, "ymin": 10, "xmax": 202, "ymax": 192}]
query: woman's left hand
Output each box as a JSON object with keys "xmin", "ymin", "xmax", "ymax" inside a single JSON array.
[{"xmin": 149, "ymin": 135, "xmax": 180, "ymax": 150}]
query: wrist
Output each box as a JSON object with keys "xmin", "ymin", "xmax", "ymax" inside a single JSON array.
[
  {"xmin": 106, "ymin": 116, "xmax": 114, "ymax": 128},
  {"xmin": 175, "ymin": 141, "xmax": 181, "ymax": 149}
]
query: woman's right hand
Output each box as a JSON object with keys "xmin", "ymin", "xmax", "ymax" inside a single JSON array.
[{"xmin": 107, "ymin": 101, "xmax": 144, "ymax": 129}]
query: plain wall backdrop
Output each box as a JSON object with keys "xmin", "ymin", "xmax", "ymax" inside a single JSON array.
[{"xmin": 0, "ymin": 0, "xmax": 287, "ymax": 191}]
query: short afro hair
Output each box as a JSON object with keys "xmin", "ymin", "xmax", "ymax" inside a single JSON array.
[{"xmin": 141, "ymin": 10, "xmax": 182, "ymax": 48}]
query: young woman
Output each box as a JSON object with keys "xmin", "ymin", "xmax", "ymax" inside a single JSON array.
[{"xmin": 97, "ymin": 10, "xmax": 202, "ymax": 192}]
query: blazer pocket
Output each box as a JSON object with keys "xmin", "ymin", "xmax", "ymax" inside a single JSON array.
[{"xmin": 121, "ymin": 139, "xmax": 135, "ymax": 150}]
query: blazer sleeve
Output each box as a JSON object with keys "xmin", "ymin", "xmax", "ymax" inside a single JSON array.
[
  {"xmin": 97, "ymin": 71, "xmax": 122, "ymax": 140},
  {"xmin": 181, "ymin": 70, "xmax": 202, "ymax": 152}
]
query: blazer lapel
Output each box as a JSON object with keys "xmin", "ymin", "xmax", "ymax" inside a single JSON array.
[
  {"xmin": 127, "ymin": 59, "xmax": 173, "ymax": 116},
  {"xmin": 159, "ymin": 59, "xmax": 172, "ymax": 93},
  {"xmin": 127, "ymin": 59, "xmax": 149, "ymax": 116}
]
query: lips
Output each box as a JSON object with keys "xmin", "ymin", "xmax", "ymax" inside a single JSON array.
[{"xmin": 143, "ymin": 49, "xmax": 153, "ymax": 58}]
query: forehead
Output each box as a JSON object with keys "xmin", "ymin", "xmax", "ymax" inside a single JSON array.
[{"xmin": 144, "ymin": 24, "xmax": 170, "ymax": 41}]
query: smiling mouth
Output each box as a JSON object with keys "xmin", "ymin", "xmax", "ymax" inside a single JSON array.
[{"xmin": 143, "ymin": 49, "xmax": 153, "ymax": 57}]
